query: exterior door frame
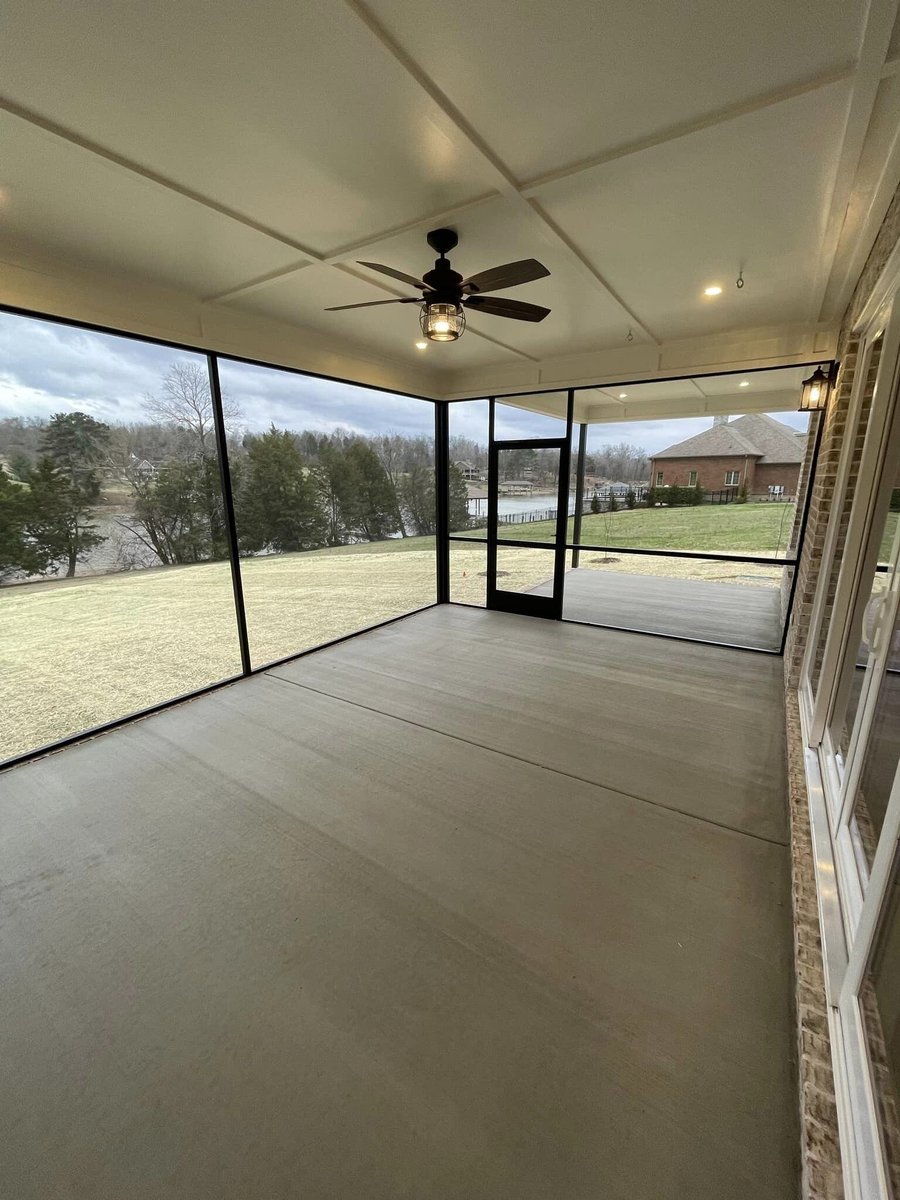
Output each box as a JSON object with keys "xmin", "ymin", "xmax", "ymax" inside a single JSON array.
[
  {"xmin": 485, "ymin": 391, "xmax": 574, "ymax": 619},
  {"xmin": 486, "ymin": 436, "xmax": 570, "ymax": 618}
]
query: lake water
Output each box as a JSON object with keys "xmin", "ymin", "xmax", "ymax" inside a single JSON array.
[{"xmin": 469, "ymin": 493, "xmax": 578, "ymax": 518}]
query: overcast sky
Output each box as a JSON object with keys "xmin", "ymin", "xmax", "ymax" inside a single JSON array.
[{"xmin": 0, "ymin": 310, "xmax": 808, "ymax": 453}]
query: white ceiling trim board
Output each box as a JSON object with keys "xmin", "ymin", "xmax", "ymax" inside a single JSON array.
[{"xmin": 810, "ymin": 0, "xmax": 900, "ymax": 323}]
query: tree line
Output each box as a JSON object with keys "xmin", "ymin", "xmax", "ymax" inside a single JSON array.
[{"xmin": 0, "ymin": 361, "xmax": 469, "ymax": 583}]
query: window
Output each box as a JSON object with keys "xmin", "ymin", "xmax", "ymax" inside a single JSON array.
[
  {"xmin": 725, "ymin": 470, "xmax": 741, "ymax": 486},
  {"xmin": 688, "ymin": 470, "xmax": 698, "ymax": 486},
  {"xmin": 656, "ymin": 471, "xmax": 664, "ymax": 486}
]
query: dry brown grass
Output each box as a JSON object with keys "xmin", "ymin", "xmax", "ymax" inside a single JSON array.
[{"xmin": 1, "ymin": 547, "xmax": 438, "ymax": 761}]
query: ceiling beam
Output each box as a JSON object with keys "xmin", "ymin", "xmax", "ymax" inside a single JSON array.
[
  {"xmin": 341, "ymin": 0, "xmax": 661, "ymax": 346},
  {"xmin": 810, "ymin": 0, "xmax": 900, "ymax": 323},
  {"xmin": 0, "ymin": 96, "xmax": 325, "ymax": 261},
  {"xmin": 519, "ymin": 61, "xmax": 860, "ymax": 198},
  {"xmin": 585, "ymin": 388, "xmax": 802, "ymax": 423}
]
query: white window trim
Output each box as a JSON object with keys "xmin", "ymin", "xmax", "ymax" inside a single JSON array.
[
  {"xmin": 725, "ymin": 470, "xmax": 740, "ymax": 486},
  {"xmin": 655, "ymin": 471, "xmax": 663, "ymax": 486},
  {"xmin": 688, "ymin": 470, "xmax": 698, "ymax": 486}
]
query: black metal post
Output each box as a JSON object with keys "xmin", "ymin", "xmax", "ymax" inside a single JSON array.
[
  {"xmin": 779, "ymin": 403, "xmax": 826, "ymax": 655},
  {"xmin": 486, "ymin": 399, "xmax": 498, "ymax": 604},
  {"xmin": 571, "ymin": 421, "xmax": 587, "ymax": 568},
  {"xmin": 551, "ymin": 390, "xmax": 575, "ymax": 616},
  {"xmin": 207, "ymin": 354, "xmax": 252, "ymax": 676},
  {"xmin": 434, "ymin": 400, "xmax": 450, "ymax": 604}
]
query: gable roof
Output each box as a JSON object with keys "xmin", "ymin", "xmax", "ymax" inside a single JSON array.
[{"xmin": 653, "ymin": 413, "xmax": 804, "ymax": 464}]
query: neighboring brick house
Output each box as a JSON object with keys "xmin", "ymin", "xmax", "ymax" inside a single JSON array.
[{"xmin": 649, "ymin": 413, "xmax": 805, "ymax": 496}]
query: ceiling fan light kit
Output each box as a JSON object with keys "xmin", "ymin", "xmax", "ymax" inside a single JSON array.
[{"xmin": 325, "ymin": 227, "xmax": 551, "ymax": 343}]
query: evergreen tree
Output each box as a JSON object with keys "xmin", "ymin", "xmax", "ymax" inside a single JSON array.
[
  {"xmin": 447, "ymin": 462, "xmax": 470, "ymax": 532},
  {"xmin": 0, "ymin": 471, "xmax": 47, "ymax": 581},
  {"xmin": 238, "ymin": 427, "xmax": 327, "ymax": 553},
  {"xmin": 316, "ymin": 442, "xmax": 357, "ymax": 547},
  {"xmin": 399, "ymin": 463, "xmax": 436, "ymax": 536},
  {"xmin": 40, "ymin": 412, "xmax": 110, "ymax": 491},
  {"xmin": 128, "ymin": 456, "xmax": 227, "ymax": 565},
  {"xmin": 341, "ymin": 441, "xmax": 402, "ymax": 541},
  {"xmin": 25, "ymin": 457, "xmax": 106, "ymax": 577},
  {"xmin": 590, "ymin": 493, "xmax": 601, "ymax": 514}
]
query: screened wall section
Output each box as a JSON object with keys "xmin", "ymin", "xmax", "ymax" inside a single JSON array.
[
  {"xmin": 0, "ymin": 308, "xmax": 437, "ymax": 766},
  {"xmin": 446, "ymin": 367, "xmax": 821, "ymax": 651}
]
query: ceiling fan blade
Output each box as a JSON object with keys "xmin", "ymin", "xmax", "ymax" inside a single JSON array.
[
  {"xmin": 324, "ymin": 298, "xmax": 420, "ymax": 311},
  {"xmin": 357, "ymin": 261, "xmax": 431, "ymax": 290},
  {"xmin": 464, "ymin": 295, "xmax": 550, "ymax": 322},
  {"xmin": 462, "ymin": 258, "xmax": 550, "ymax": 294}
]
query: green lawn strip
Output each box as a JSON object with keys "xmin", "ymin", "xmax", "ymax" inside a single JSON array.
[{"xmin": 457, "ymin": 503, "xmax": 798, "ymax": 555}]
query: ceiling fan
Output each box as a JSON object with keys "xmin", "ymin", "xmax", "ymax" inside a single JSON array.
[{"xmin": 324, "ymin": 228, "xmax": 551, "ymax": 342}]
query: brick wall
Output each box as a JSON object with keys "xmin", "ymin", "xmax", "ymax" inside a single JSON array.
[
  {"xmin": 755, "ymin": 461, "xmax": 802, "ymax": 496},
  {"xmin": 651, "ymin": 453, "xmax": 755, "ymax": 491},
  {"xmin": 651, "ymin": 454, "xmax": 801, "ymax": 495}
]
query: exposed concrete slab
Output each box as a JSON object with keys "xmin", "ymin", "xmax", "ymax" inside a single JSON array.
[
  {"xmin": 271, "ymin": 605, "xmax": 789, "ymax": 842},
  {"xmin": 0, "ymin": 612, "xmax": 796, "ymax": 1198},
  {"xmin": 535, "ymin": 567, "xmax": 783, "ymax": 650}
]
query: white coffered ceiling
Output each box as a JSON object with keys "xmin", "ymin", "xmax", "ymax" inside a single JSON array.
[{"xmin": 1, "ymin": 0, "xmax": 899, "ymax": 401}]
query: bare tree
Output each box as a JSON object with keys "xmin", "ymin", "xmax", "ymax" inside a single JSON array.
[{"xmin": 143, "ymin": 361, "xmax": 241, "ymax": 451}]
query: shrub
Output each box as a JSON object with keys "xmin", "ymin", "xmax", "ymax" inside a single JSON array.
[
  {"xmin": 590, "ymin": 493, "xmax": 601, "ymax": 514},
  {"xmin": 735, "ymin": 483, "xmax": 750, "ymax": 505},
  {"xmin": 644, "ymin": 487, "xmax": 657, "ymax": 507},
  {"xmin": 608, "ymin": 492, "xmax": 618, "ymax": 512},
  {"xmin": 625, "ymin": 488, "xmax": 636, "ymax": 509},
  {"xmin": 691, "ymin": 484, "xmax": 705, "ymax": 506}
]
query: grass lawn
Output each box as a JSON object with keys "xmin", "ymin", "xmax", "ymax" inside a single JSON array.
[
  {"xmin": 461, "ymin": 501, "xmax": 800, "ymax": 556},
  {"xmin": 1, "ymin": 539, "xmax": 436, "ymax": 762}
]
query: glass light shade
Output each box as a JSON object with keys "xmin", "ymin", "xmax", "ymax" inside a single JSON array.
[
  {"xmin": 800, "ymin": 366, "xmax": 831, "ymax": 411},
  {"xmin": 420, "ymin": 302, "xmax": 466, "ymax": 342}
]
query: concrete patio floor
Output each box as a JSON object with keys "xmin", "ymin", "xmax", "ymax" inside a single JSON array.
[
  {"xmin": 0, "ymin": 606, "xmax": 796, "ymax": 1199},
  {"xmin": 535, "ymin": 565, "xmax": 785, "ymax": 649}
]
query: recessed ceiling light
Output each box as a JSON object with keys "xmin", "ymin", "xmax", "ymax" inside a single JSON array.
[
  {"xmin": 739, "ymin": 380, "xmax": 750, "ymax": 387},
  {"xmin": 618, "ymin": 393, "xmax": 627, "ymax": 399},
  {"xmin": 415, "ymin": 340, "xmax": 428, "ymax": 350},
  {"xmin": 704, "ymin": 285, "xmax": 723, "ymax": 296}
]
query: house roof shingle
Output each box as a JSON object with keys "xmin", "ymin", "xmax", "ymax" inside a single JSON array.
[{"xmin": 652, "ymin": 413, "xmax": 804, "ymax": 464}]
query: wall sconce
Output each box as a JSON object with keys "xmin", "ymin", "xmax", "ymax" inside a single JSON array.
[{"xmin": 799, "ymin": 365, "xmax": 832, "ymax": 412}]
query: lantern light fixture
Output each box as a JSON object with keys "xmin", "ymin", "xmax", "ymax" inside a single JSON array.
[
  {"xmin": 420, "ymin": 302, "xmax": 466, "ymax": 342},
  {"xmin": 800, "ymin": 365, "xmax": 832, "ymax": 412}
]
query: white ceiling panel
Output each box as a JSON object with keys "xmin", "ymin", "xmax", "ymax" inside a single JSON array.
[
  {"xmin": 366, "ymin": 0, "xmax": 864, "ymax": 181},
  {"xmin": 693, "ymin": 366, "xmax": 809, "ymax": 396},
  {"xmin": 0, "ymin": 114, "xmax": 301, "ymax": 296},
  {"xmin": 595, "ymin": 380, "xmax": 701, "ymax": 402},
  {"xmin": 537, "ymin": 81, "xmax": 853, "ymax": 341},
  {"xmin": 0, "ymin": 0, "xmax": 496, "ymax": 252},
  {"xmin": 222, "ymin": 262, "xmax": 526, "ymax": 371}
]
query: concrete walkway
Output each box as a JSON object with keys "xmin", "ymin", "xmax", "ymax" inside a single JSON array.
[{"xmin": 0, "ymin": 607, "xmax": 796, "ymax": 1199}]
